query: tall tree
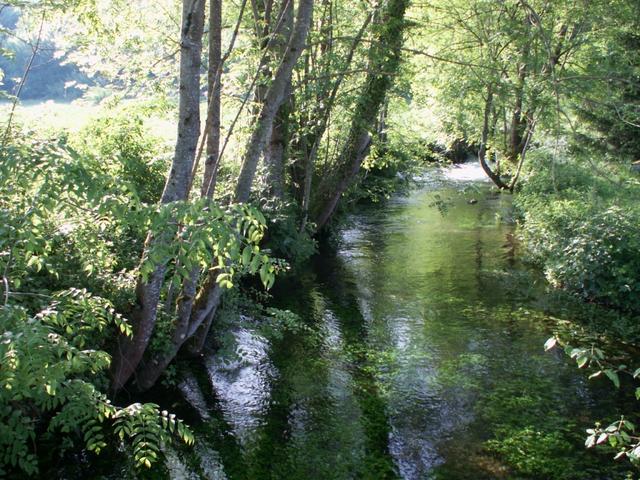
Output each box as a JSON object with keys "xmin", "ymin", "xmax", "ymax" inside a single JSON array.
[
  {"xmin": 132, "ymin": 0, "xmax": 315, "ymax": 390},
  {"xmin": 201, "ymin": 0, "xmax": 222, "ymax": 198},
  {"xmin": 313, "ymin": 0, "xmax": 410, "ymax": 230},
  {"xmin": 111, "ymin": 0, "xmax": 206, "ymax": 392},
  {"xmin": 235, "ymin": 0, "xmax": 315, "ymax": 203},
  {"xmin": 411, "ymin": 0, "xmax": 601, "ymax": 189}
]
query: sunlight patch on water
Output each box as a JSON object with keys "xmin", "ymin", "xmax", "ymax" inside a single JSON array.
[
  {"xmin": 194, "ymin": 444, "xmax": 228, "ymax": 480},
  {"xmin": 442, "ymin": 161, "xmax": 489, "ymax": 182},
  {"xmin": 205, "ymin": 326, "xmax": 275, "ymax": 444},
  {"xmin": 164, "ymin": 446, "xmax": 200, "ymax": 480}
]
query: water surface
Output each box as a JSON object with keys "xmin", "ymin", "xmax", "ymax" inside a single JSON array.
[{"xmin": 180, "ymin": 164, "xmax": 620, "ymax": 479}]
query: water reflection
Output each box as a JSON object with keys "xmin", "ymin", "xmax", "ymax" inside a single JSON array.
[
  {"xmin": 194, "ymin": 163, "xmax": 616, "ymax": 480},
  {"xmin": 205, "ymin": 326, "xmax": 275, "ymax": 445}
]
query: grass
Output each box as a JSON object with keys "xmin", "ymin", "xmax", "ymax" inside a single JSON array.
[{"xmin": 1, "ymin": 99, "xmax": 177, "ymax": 143}]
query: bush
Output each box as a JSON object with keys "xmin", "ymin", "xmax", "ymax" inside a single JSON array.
[
  {"xmin": 0, "ymin": 130, "xmax": 192, "ymax": 476},
  {"xmin": 261, "ymin": 201, "xmax": 317, "ymax": 266},
  {"xmin": 515, "ymin": 153, "xmax": 640, "ymax": 314},
  {"xmin": 0, "ymin": 292, "xmax": 193, "ymax": 477},
  {"xmin": 74, "ymin": 110, "xmax": 168, "ymax": 204}
]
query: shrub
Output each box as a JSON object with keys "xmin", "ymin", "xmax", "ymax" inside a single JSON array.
[
  {"xmin": 516, "ymin": 153, "xmax": 640, "ymax": 314},
  {"xmin": 74, "ymin": 110, "xmax": 168, "ymax": 204},
  {"xmin": 0, "ymin": 130, "xmax": 193, "ymax": 476},
  {"xmin": 0, "ymin": 130, "xmax": 148, "ymax": 305},
  {"xmin": 261, "ymin": 201, "xmax": 317, "ymax": 266},
  {"xmin": 0, "ymin": 292, "xmax": 193, "ymax": 476}
]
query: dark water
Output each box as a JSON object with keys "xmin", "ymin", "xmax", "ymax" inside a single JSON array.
[{"xmin": 166, "ymin": 164, "xmax": 624, "ymax": 480}]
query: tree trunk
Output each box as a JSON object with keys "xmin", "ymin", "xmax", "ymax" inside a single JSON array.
[
  {"xmin": 111, "ymin": 0, "xmax": 206, "ymax": 393},
  {"xmin": 314, "ymin": 132, "xmax": 372, "ymax": 230},
  {"xmin": 250, "ymin": 0, "xmax": 275, "ymax": 112},
  {"xmin": 299, "ymin": 10, "xmax": 372, "ymax": 231},
  {"xmin": 266, "ymin": 89, "xmax": 291, "ymax": 200},
  {"xmin": 133, "ymin": 0, "xmax": 223, "ymax": 390},
  {"xmin": 202, "ymin": 0, "xmax": 222, "ymax": 198},
  {"xmin": 507, "ymin": 11, "xmax": 532, "ymax": 163},
  {"xmin": 235, "ymin": 0, "xmax": 315, "ymax": 203},
  {"xmin": 377, "ymin": 98, "xmax": 389, "ymax": 150},
  {"xmin": 507, "ymin": 66, "xmax": 527, "ymax": 163},
  {"xmin": 264, "ymin": 0, "xmax": 294, "ymax": 201},
  {"xmin": 479, "ymin": 84, "xmax": 509, "ymax": 190},
  {"xmin": 313, "ymin": 0, "xmax": 409, "ymax": 231},
  {"xmin": 189, "ymin": 0, "xmax": 313, "ymax": 356},
  {"xmin": 181, "ymin": 0, "xmax": 314, "ymax": 361}
]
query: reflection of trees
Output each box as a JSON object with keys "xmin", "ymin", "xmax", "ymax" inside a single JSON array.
[
  {"xmin": 217, "ymin": 258, "xmax": 397, "ymax": 479},
  {"xmin": 199, "ymin": 176, "xmax": 597, "ymax": 479},
  {"xmin": 314, "ymin": 252, "xmax": 399, "ymax": 479},
  {"xmin": 187, "ymin": 362, "xmax": 247, "ymax": 479}
]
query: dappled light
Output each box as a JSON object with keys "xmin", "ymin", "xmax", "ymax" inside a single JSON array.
[{"xmin": 1, "ymin": 0, "xmax": 639, "ymax": 478}]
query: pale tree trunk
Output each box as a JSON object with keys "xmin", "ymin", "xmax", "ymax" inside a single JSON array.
[
  {"xmin": 111, "ymin": 0, "xmax": 206, "ymax": 392},
  {"xmin": 202, "ymin": 0, "xmax": 222, "ymax": 198},
  {"xmin": 135, "ymin": 0, "xmax": 226, "ymax": 390},
  {"xmin": 377, "ymin": 98, "xmax": 389, "ymax": 150},
  {"xmin": 135, "ymin": 0, "xmax": 315, "ymax": 386},
  {"xmin": 264, "ymin": 0, "xmax": 294, "ymax": 201},
  {"xmin": 266, "ymin": 88, "xmax": 291, "ymax": 200},
  {"xmin": 314, "ymin": 0, "xmax": 409, "ymax": 231},
  {"xmin": 187, "ymin": 0, "xmax": 314, "ymax": 358},
  {"xmin": 235, "ymin": 0, "xmax": 315, "ymax": 203}
]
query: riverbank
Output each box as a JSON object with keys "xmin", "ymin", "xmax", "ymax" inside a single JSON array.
[{"xmin": 514, "ymin": 152, "xmax": 640, "ymax": 318}]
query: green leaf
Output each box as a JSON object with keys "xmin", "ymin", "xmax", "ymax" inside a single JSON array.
[
  {"xmin": 604, "ymin": 369, "xmax": 620, "ymax": 388},
  {"xmin": 576, "ymin": 354, "xmax": 589, "ymax": 368},
  {"xmin": 241, "ymin": 245, "xmax": 252, "ymax": 266}
]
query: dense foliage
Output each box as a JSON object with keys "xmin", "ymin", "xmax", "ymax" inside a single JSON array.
[
  {"xmin": 516, "ymin": 153, "xmax": 640, "ymax": 314},
  {"xmin": 1, "ymin": 0, "xmax": 639, "ymax": 476},
  {"xmin": 0, "ymin": 292, "xmax": 194, "ymax": 476},
  {"xmin": 0, "ymin": 118, "xmax": 273, "ymax": 474}
]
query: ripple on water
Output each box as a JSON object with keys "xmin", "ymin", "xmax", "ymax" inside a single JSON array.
[
  {"xmin": 205, "ymin": 326, "xmax": 275, "ymax": 444},
  {"xmin": 184, "ymin": 162, "xmax": 614, "ymax": 480}
]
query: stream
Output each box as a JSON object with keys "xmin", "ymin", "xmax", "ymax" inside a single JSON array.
[{"xmin": 159, "ymin": 163, "xmax": 622, "ymax": 479}]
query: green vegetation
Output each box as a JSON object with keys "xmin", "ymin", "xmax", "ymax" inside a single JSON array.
[
  {"xmin": 1, "ymin": 0, "xmax": 639, "ymax": 477},
  {"xmin": 516, "ymin": 153, "xmax": 640, "ymax": 314}
]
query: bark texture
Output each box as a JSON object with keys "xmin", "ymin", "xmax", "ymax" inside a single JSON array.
[
  {"xmin": 136, "ymin": 0, "xmax": 315, "ymax": 389},
  {"xmin": 314, "ymin": 0, "xmax": 409, "ymax": 231},
  {"xmin": 202, "ymin": 0, "xmax": 222, "ymax": 198},
  {"xmin": 111, "ymin": 0, "xmax": 206, "ymax": 392},
  {"xmin": 235, "ymin": 0, "xmax": 315, "ymax": 203},
  {"xmin": 264, "ymin": 0, "xmax": 295, "ymax": 200}
]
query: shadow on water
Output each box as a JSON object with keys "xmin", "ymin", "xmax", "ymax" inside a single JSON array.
[{"xmin": 172, "ymin": 163, "xmax": 629, "ymax": 480}]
